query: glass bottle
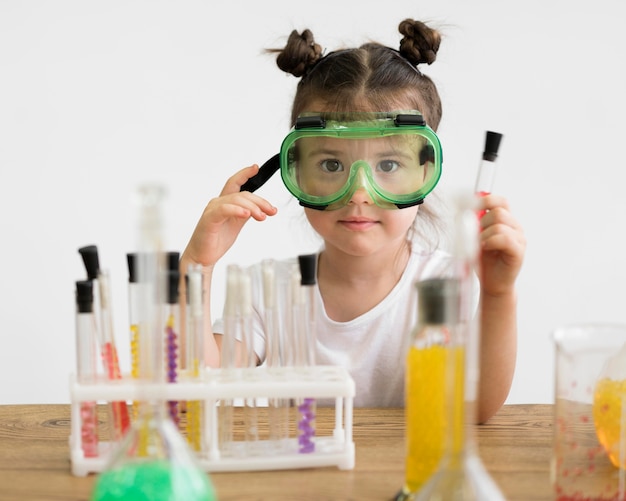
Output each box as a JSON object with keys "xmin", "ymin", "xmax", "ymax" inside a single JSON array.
[
  {"xmin": 90, "ymin": 184, "xmax": 216, "ymax": 501},
  {"xmin": 403, "ymin": 277, "xmax": 463, "ymax": 496},
  {"xmin": 409, "ymin": 196, "xmax": 505, "ymax": 501}
]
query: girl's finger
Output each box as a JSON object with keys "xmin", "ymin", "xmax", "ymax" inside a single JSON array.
[{"xmin": 220, "ymin": 164, "xmax": 260, "ymax": 196}]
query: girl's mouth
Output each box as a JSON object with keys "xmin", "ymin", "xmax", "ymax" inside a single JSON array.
[{"xmin": 339, "ymin": 217, "xmax": 378, "ymax": 231}]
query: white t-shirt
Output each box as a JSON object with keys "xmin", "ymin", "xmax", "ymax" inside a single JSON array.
[{"xmin": 213, "ymin": 245, "xmax": 467, "ymax": 407}]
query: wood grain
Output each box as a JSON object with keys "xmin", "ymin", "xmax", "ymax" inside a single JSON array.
[{"xmin": 0, "ymin": 404, "xmax": 554, "ymax": 501}]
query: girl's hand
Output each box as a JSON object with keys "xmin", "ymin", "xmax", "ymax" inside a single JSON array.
[
  {"xmin": 476, "ymin": 194, "xmax": 526, "ymax": 297},
  {"xmin": 182, "ymin": 164, "xmax": 278, "ymax": 267}
]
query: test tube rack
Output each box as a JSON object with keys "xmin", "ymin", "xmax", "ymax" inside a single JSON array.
[{"xmin": 69, "ymin": 365, "xmax": 355, "ymax": 477}]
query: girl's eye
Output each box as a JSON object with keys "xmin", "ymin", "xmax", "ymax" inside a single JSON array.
[
  {"xmin": 320, "ymin": 159, "xmax": 344, "ymax": 173},
  {"xmin": 377, "ymin": 160, "xmax": 400, "ymax": 173}
]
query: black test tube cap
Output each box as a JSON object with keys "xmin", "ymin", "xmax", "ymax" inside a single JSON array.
[
  {"xmin": 78, "ymin": 245, "xmax": 100, "ymax": 280},
  {"xmin": 483, "ymin": 131, "xmax": 504, "ymax": 162},
  {"xmin": 127, "ymin": 253, "xmax": 138, "ymax": 283},
  {"xmin": 298, "ymin": 254, "xmax": 317, "ymax": 286},
  {"xmin": 167, "ymin": 269, "xmax": 180, "ymax": 304},
  {"xmin": 75, "ymin": 280, "xmax": 94, "ymax": 313},
  {"xmin": 167, "ymin": 251, "xmax": 180, "ymax": 272}
]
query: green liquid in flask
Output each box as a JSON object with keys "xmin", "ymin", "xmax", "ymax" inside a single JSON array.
[{"xmin": 91, "ymin": 460, "xmax": 216, "ymax": 501}]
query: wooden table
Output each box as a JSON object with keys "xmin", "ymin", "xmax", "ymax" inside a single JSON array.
[{"xmin": 0, "ymin": 404, "xmax": 553, "ymax": 501}]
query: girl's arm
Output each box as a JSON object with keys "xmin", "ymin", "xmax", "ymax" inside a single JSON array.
[
  {"xmin": 179, "ymin": 164, "xmax": 277, "ymax": 367},
  {"xmin": 474, "ymin": 194, "xmax": 526, "ymax": 423}
]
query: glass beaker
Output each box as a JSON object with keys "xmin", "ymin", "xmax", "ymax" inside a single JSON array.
[{"xmin": 552, "ymin": 324, "xmax": 626, "ymax": 500}]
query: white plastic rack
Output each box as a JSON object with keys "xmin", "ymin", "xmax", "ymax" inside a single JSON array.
[{"xmin": 69, "ymin": 365, "xmax": 355, "ymax": 477}]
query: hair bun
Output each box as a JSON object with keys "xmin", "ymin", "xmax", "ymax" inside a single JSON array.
[
  {"xmin": 398, "ymin": 19, "xmax": 441, "ymax": 66},
  {"xmin": 274, "ymin": 29, "xmax": 323, "ymax": 78}
]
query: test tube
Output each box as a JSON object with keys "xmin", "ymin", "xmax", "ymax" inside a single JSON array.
[
  {"xmin": 262, "ymin": 259, "xmax": 281, "ymax": 369},
  {"xmin": 127, "ymin": 252, "xmax": 150, "ymax": 455},
  {"xmin": 296, "ymin": 254, "xmax": 317, "ymax": 454},
  {"xmin": 286, "ymin": 263, "xmax": 301, "ymax": 369},
  {"xmin": 474, "ymin": 131, "xmax": 503, "ymax": 219},
  {"xmin": 239, "ymin": 268, "xmax": 259, "ymax": 449},
  {"xmin": 298, "ymin": 254, "xmax": 317, "ymax": 368},
  {"xmin": 98, "ymin": 269, "xmax": 132, "ymax": 439},
  {"xmin": 453, "ymin": 194, "xmax": 482, "ymax": 407},
  {"xmin": 75, "ymin": 280, "xmax": 99, "ymax": 458},
  {"xmin": 262, "ymin": 259, "xmax": 290, "ymax": 451},
  {"xmin": 222, "ymin": 264, "xmax": 240, "ymax": 372},
  {"xmin": 165, "ymin": 268, "xmax": 181, "ymax": 426},
  {"xmin": 218, "ymin": 264, "xmax": 240, "ymax": 456},
  {"xmin": 127, "ymin": 253, "xmax": 141, "ymax": 423},
  {"xmin": 185, "ymin": 264, "xmax": 204, "ymax": 452}
]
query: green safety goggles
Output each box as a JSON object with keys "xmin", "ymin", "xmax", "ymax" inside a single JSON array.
[{"xmin": 241, "ymin": 111, "xmax": 443, "ymax": 210}]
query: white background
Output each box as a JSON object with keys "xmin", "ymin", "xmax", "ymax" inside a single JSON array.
[{"xmin": 1, "ymin": 0, "xmax": 625, "ymax": 405}]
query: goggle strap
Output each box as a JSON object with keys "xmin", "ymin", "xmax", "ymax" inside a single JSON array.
[
  {"xmin": 240, "ymin": 153, "xmax": 280, "ymax": 193},
  {"xmin": 395, "ymin": 198, "xmax": 425, "ymax": 209},
  {"xmin": 394, "ymin": 114, "xmax": 426, "ymax": 126},
  {"xmin": 295, "ymin": 116, "xmax": 326, "ymax": 129},
  {"xmin": 299, "ymin": 196, "xmax": 426, "ymax": 211},
  {"xmin": 420, "ymin": 145, "xmax": 435, "ymax": 165},
  {"xmin": 299, "ymin": 200, "xmax": 328, "ymax": 211}
]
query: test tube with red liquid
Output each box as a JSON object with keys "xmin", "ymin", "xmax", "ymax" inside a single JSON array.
[
  {"xmin": 98, "ymin": 269, "xmax": 131, "ymax": 438},
  {"xmin": 474, "ymin": 131, "xmax": 503, "ymax": 219},
  {"xmin": 78, "ymin": 246, "xmax": 130, "ymax": 439},
  {"xmin": 75, "ymin": 280, "xmax": 99, "ymax": 457}
]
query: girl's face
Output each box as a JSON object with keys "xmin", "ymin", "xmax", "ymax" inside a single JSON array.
[{"xmin": 300, "ymin": 99, "xmax": 421, "ymax": 258}]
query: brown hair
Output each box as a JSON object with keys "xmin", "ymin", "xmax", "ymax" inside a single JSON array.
[
  {"xmin": 268, "ymin": 19, "xmax": 446, "ymax": 250},
  {"xmin": 268, "ymin": 19, "xmax": 443, "ymax": 131}
]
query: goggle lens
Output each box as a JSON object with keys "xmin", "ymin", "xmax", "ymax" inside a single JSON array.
[
  {"xmin": 280, "ymin": 113, "xmax": 442, "ymax": 210},
  {"xmin": 288, "ymin": 134, "xmax": 434, "ymax": 200}
]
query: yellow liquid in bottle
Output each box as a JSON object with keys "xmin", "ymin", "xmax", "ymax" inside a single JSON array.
[
  {"xmin": 592, "ymin": 377, "xmax": 626, "ymax": 469},
  {"xmin": 404, "ymin": 344, "xmax": 465, "ymax": 493}
]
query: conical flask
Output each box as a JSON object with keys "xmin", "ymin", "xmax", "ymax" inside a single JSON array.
[
  {"xmin": 90, "ymin": 184, "xmax": 216, "ymax": 501},
  {"xmin": 410, "ymin": 195, "xmax": 504, "ymax": 501}
]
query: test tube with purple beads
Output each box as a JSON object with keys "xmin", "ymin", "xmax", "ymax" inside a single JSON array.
[{"xmin": 296, "ymin": 254, "xmax": 318, "ymax": 454}]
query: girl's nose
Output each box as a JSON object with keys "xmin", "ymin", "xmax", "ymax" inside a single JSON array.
[
  {"xmin": 347, "ymin": 166, "xmax": 374, "ymax": 205},
  {"xmin": 348, "ymin": 185, "xmax": 373, "ymax": 205}
]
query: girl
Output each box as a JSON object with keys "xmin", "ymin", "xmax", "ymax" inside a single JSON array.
[{"xmin": 180, "ymin": 19, "xmax": 525, "ymax": 423}]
